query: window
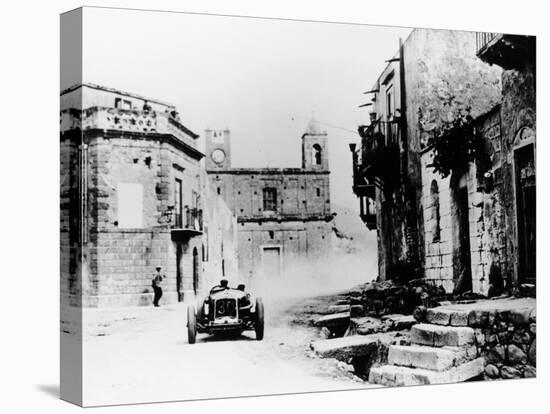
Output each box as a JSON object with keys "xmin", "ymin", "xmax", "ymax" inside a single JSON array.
[
  {"xmin": 430, "ymin": 180, "xmax": 441, "ymax": 242},
  {"xmin": 174, "ymin": 179, "xmax": 183, "ymax": 227},
  {"xmin": 316, "ymin": 188, "xmax": 321, "ymax": 197},
  {"xmin": 263, "ymin": 187, "xmax": 277, "ymax": 212},
  {"xmin": 312, "ymin": 144, "xmax": 322, "ymax": 166}
]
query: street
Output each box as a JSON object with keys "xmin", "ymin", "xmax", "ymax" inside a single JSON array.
[{"xmin": 80, "ymin": 293, "xmax": 372, "ymax": 406}]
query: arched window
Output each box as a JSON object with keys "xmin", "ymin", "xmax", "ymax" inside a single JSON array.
[
  {"xmin": 430, "ymin": 180, "xmax": 441, "ymax": 242},
  {"xmin": 312, "ymin": 144, "xmax": 322, "ymax": 165}
]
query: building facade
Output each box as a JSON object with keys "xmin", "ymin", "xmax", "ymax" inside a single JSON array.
[
  {"xmin": 60, "ymin": 84, "xmax": 237, "ymax": 307},
  {"xmin": 352, "ymin": 29, "xmax": 535, "ymax": 296},
  {"xmin": 205, "ymin": 120, "xmax": 335, "ymax": 285}
]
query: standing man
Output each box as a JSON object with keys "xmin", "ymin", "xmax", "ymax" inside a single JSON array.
[{"xmin": 152, "ymin": 266, "xmax": 165, "ymax": 307}]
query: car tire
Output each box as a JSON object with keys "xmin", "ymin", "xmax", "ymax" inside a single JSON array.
[
  {"xmin": 187, "ymin": 305, "xmax": 197, "ymax": 344},
  {"xmin": 255, "ymin": 297, "xmax": 264, "ymax": 341}
]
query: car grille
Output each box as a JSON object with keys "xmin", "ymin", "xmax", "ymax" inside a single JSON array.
[{"xmin": 215, "ymin": 298, "xmax": 237, "ymax": 318}]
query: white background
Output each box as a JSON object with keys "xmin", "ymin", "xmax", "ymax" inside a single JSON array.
[{"xmin": 0, "ymin": 0, "xmax": 547, "ymax": 413}]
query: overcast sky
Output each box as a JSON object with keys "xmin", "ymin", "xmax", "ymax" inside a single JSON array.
[{"xmin": 78, "ymin": 7, "xmax": 412, "ymax": 212}]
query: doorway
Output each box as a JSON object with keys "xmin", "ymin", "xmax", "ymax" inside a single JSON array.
[
  {"xmin": 193, "ymin": 247, "xmax": 200, "ymax": 295},
  {"xmin": 515, "ymin": 143, "xmax": 536, "ymax": 284},
  {"xmin": 176, "ymin": 244, "xmax": 183, "ymax": 302},
  {"xmin": 262, "ymin": 246, "xmax": 281, "ymax": 278},
  {"xmin": 451, "ymin": 171, "xmax": 472, "ymax": 294}
]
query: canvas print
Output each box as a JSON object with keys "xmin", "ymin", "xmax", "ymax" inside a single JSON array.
[{"xmin": 60, "ymin": 7, "xmax": 536, "ymax": 407}]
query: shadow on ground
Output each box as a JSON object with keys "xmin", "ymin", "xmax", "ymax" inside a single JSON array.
[{"xmin": 36, "ymin": 384, "xmax": 59, "ymax": 399}]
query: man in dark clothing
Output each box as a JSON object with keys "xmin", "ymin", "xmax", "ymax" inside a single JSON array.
[{"xmin": 152, "ymin": 266, "xmax": 165, "ymax": 307}]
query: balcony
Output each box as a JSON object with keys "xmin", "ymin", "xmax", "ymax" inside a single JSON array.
[
  {"xmin": 356, "ymin": 118, "xmax": 401, "ymax": 189},
  {"xmin": 171, "ymin": 206, "xmax": 203, "ymax": 240},
  {"xmin": 476, "ymin": 32, "xmax": 535, "ymax": 70}
]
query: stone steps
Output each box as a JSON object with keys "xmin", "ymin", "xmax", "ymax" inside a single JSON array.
[
  {"xmin": 389, "ymin": 345, "xmax": 458, "ymax": 371},
  {"xmin": 410, "ymin": 323, "xmax": 475, "ymax": 347},
  {"xmin": 368, "ymin": 357, "xmax": 485, "ymax": 386},
  {"xmin": 369, "ymin": 322, "xmax": 483, "ymax": 387}
]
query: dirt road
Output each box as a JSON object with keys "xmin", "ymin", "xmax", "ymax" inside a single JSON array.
[{"xmin": 80, "ymin": 293, "xmax": 371, "ymax": 406}]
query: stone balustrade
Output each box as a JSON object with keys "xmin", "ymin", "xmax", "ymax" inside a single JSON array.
[{"xmin": 61, "ymin": 107, "xmax": 198, "ymax": 150}]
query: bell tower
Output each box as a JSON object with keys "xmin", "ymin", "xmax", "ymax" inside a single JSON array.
[
  {"xmin": 301, "ymin": 118, "xmax": 328, "ymax": 170},
  {"xmin": 205, "ymin": 129, "xmax": 231, "ymax": 170}
]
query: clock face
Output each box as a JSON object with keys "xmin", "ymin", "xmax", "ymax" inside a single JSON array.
[{"xmin": 211, "ymin": 148, "xmax": 226, "ymax": 164}]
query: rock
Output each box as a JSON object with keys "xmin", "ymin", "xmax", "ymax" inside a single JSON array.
[
  {"xmin": 474, "ymin": 329, "xmax": 485, "ymax": 347},
  {"xmin": 413, "ymin": 306, "xmax": 427, "ymax": 322},
  {"xmin": 507, "ymin": 308, "xmax": 532, "ymax": 325},
  {"xmin": 314, "ymin": 312, "xmax": 350, "ymax": 328},
  {"xmin": 486, "ymin": 333, "xmax": 498, "ymax": 345},
  {"xmin": 327, "ymin": 304, "xmax": 351, "ymax": 314},
  {"xmin": 320, "ymin": 327, "xmax": 331, "ymax": 339},
  {"xmin": 388, "ymin": 345, "xmax": 457, "ymax": 371},
  {"xmin": 523, "ymin": 365, "xmax": 536, "ymax": 378},
  {"xmin": 468, "ymin": 310, "xmax": 490, "ymax": 327},
  {"xmin": 426, "ymin": 308, "xmax": 451, "ymax": 325},
  {"xmin": 484, "ymin": 364, "xmax": 500, "ymax": 378},
  {"xmin": 411, "ymin": 324, "xmax": 475, "ymax": 347},
  {"xmin": 486, "ymin": 345, "xmax": 505, "ymax": 364},
  {"xmin": 350, "ymin": 304, "xmax": 364, "ymax": 317},
  {"xmin": 311, "ymin": 334, "xmax": 379, "ymax": 361},
  {"xmin": 528, "ymin": 341, "xmax": 536, "ymax": 366},
  {"xmin": 507, "ymin": 344, "xmax": 527, "ymax": 365},
  {"xmin": 450, "ymin": 311, "xmax": 470, "ymax": 326},
  {"xmin": 500, "ymin": 366, "xmax": 521, "ymax": 379},
  {"xmin": 529, "ymin": 323, "xmax": 536, "ymax": 335},
  {"xmin": 381, "ymin": 314, "xmax": 416, "ymax": 330}
]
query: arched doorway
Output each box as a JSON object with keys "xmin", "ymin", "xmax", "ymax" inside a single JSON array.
[
  {"xmin": 193, "ymin": 247, "xmax": 200, "ymax": 295},
  {"xmin": 513, "ymin": 127, "xmax": 536, "ymax": 285}
]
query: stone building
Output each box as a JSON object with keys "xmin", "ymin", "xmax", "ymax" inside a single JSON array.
[
  {"xmin": 60, "ymin": 83, "xmax": 237, "ymax": 307},
  {"xmin": 205, "ymin": 120, "xmax": 335, "ymax": 285},
  {"xmin": 351, "ymin": 28, "xmax": 535, "ymax": 295}
]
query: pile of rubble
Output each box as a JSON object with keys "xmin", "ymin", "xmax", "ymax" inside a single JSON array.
[{"xmin": 348, "ymin": 279, "xmax": 455, "ymax": 318}]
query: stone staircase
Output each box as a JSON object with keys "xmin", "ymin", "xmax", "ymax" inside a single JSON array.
[{"xmin": 368, "ymin": 323, "xmax": 485, "ymax": 386}]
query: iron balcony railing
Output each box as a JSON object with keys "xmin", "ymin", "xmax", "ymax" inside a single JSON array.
[
  {"xmin": 173, "ymin": 206, "xmax": 203, "ymax": 232},
  {"xmin": 476, "ymin": 32, "xmax": 499, "ymax": 55}
]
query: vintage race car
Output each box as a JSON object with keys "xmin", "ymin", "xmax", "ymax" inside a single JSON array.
[{"xmin": 186, "ymin": 281, "xmax": 264, "ymax": 344}]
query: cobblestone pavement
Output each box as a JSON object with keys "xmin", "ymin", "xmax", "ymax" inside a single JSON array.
[{"xmin": 78, "ymin": 293, "xmax": 372, "ymax": 406}]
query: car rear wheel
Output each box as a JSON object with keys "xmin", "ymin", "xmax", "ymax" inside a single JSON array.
[
  {"xmin": 255, "ymin": 298, "xmax": 264, "ymax": 340},
  {"xmin": 187, "ymin": 305, "xmax": 197, "ymax": 344}
]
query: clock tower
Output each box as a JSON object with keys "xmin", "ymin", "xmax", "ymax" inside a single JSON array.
[{"xmin": 205, "ymin": 128, "xmax": 231, "ymax": 170}]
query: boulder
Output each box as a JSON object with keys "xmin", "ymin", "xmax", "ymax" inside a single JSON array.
[
  {"xmin": 507, "ymin": 344, "xmax": 527, "ymax": 365},
  {"xmin": 484, "ymin": 364, "xmax": 500, "ymax": 379},
  {"xmin": 500, "ymin": 366, "xmax": 521, "ymax": 379}
]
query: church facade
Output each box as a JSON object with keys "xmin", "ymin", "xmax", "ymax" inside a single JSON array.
[{"xmin": 205, "ymin": 121, "xmax": 335, "ymax": 285}]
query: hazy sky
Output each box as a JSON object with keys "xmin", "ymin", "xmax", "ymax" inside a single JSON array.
[{"xmin": 79, "ymin": 7, "xmax": 412, "ymax": 212}]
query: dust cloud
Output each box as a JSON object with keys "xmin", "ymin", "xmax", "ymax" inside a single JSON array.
[{"xmin": 249, "ymin": 247, "xmax": 377, "ymax": 303}]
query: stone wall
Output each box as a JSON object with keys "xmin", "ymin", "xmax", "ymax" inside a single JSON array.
[
  {"xmin": 472, "ymin": 307, "xmax": 536, "ymax": 380},
  {"xmin": 420, "ymin": 109, "xmax": 505, "ymax": 295}
]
